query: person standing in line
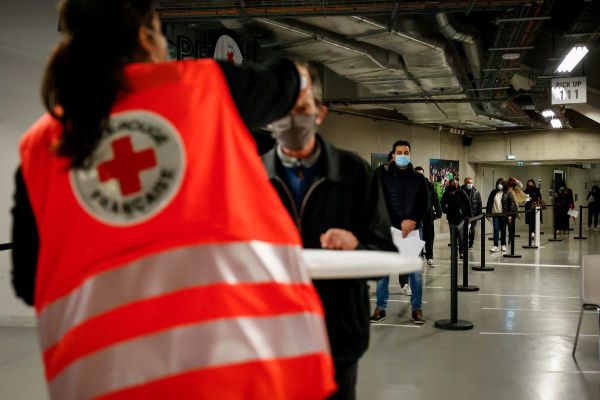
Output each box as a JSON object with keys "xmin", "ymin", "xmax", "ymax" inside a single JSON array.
[
  {"xmin": 524, "ymin": 179, "xmax": 543, "ymax": 237},
  {"xmin": 441, "ymin": 179, "xmax": 472, "ymax": 258},
  {"xmin": 415, "ymin": 166, "xmax": 442, "ymax": 265},
  {"xmin": 461, "ymin": 177, "xmax": 482, "ymax": 250},
  {"xmin": 371, "ymin": 140, "xmax": 428, "ymax": 325},
  {"xmin": 10, "ymin": 1, "xmax": 336, "ymax": 398},
  {"xmin": 587, "ymin": 185, "xmax": 599, "ymax": 231},
  {"xmin": 486, "ymin": 178, "xmax": 510, "ymax": 252},
  {"xmin": 505, "ymin": 178, "xmax": 523, "ymax": 246},
  {"xmin": 554, "ymin": 180, "xmax": 574, "ymax": 235},
  {"xmin": 263, "ymin": 63, "xmax": 396, "ymax": 400}
]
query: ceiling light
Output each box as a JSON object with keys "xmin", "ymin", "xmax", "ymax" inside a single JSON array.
[
  {"xmin": 502, "ymin": 53, "xmax": 520, "ymax": 60},
  {"xmin": 550, "ymin": 118, "xmax": 562, "ymax": 128},
  {"xmin": 531, "ymin": 162, "xmax": 541, "ymax": 165},
  {"xmin": 556, "ymin": 46, "xmax": 589, "ymax": 73},
  {"xmin": 506, "ymin": 154, "xmax": 516, "ymax": 160},
  {"xmin": 541, "ymin": 109, "xmax": 555, "ymax": 118}
]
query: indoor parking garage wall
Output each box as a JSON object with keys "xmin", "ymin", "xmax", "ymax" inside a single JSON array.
[{"xmin": 0, "ymin": 1, "xmax": 59, "ymax": 325}]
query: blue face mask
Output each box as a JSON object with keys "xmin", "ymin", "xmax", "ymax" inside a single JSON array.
[
  {"xmin": 466, "ymin": 183, "xmax": 473, "ymax": 190},
  {"xmin": 394, "ymin": 155, "xmax": 410, "ymax": 167}
]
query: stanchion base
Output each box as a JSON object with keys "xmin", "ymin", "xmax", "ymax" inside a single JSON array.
[
  {"xmin": 472, "ymin": 266, "xmax": 495, "ymax": 271},
  {"xmin": 548, "ymin": 238, "xmax": 562, "ymax": 242},
  {"xmin": 458, "ymin": 285, "xmax": 480, "ymax": 292},
  {"xmin": 434, "ymin": 319, "xmax": 474, "ymax": 331},
  {"xmin": 488, "ymin": 237, "xmax": 494, "ymax": 241},
  {"xmin": 503, "ymin": 254, "xmax": 522, "ymax": 258},
  {"xmin": 522, "ymin": 245, "xmax": 539, "ymax": 249},
  {"xmin": 574, "ymin": 237, "xmax": 587, "ymax": 240}
]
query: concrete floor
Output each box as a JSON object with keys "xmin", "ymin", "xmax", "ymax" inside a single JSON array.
[{"xmin": 1, "ymin": 227, "xmax": 599, "ymax": 399}]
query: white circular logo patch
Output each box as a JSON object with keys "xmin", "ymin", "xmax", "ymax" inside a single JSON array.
[{"xmin": 70, "ymin": 110, "xmax": 185, "ymax": 226}]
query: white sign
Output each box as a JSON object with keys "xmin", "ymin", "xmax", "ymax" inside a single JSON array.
[
  {"xmin": 551, "ymin": 76, "xmax": 587, "ymax": 105},
  {"xmin": 214, "ymin": 35, "xmax": 243, "ymax": 65}
]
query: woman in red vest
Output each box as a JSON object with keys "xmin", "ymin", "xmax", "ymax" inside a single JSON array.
[{"xmin": 11, "ymin": 0, "xmax": 335, "ymax": 399}]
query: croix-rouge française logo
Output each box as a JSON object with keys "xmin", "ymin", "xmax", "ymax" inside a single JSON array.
[{"xmin": 70, "ymin": 111, "xmax": 185, "ymax": 226}]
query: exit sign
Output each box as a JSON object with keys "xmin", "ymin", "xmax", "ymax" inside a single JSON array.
[{"xmin": 551, "ymin": 76, "xmax": 587, "ymax": 105}]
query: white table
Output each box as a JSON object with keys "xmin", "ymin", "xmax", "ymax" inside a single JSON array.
[{"xmin": 303, "ymin": 249, "xmax": 422, "ymax": 279}]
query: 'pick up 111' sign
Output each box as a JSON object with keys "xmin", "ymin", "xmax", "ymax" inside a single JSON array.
[{"xmin": 551, "ymin": 76, "xmax": 587, "ymax": 105}]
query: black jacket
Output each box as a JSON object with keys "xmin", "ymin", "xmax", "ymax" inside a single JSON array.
[
  {"xmin": 461, "ymin": 185, "xmax": 483, "ymax": 216},
  {"xmin": 262, "ymin": 135, "xmax": 396, "ymax": 367},
  {"xmin": 486, "ymin": 189, "xmax": 517, "ymax": 215},
  {"xmin": 376, "ymin": 163, "xmax": 428, "ymax": 229},
  {"xmin": 441, "ymin": 188, "xmax": 472, "ymax": 225}
]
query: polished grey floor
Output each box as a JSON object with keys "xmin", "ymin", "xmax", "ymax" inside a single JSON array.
[{"xmin": 1, "ymin": 227, "xmax": 599, "ymax": 399}]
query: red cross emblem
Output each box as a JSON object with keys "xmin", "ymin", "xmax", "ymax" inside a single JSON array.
[
  {"xmin": 227, "ymin": 49, "xmax": 235, "ymax": 63},
  {"xmin": 97, "ymin": 137, "xmax": 157, "ymax": 196}
]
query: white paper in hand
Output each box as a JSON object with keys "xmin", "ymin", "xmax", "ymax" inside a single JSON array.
[
  {"xmin": 390, "ymin": 227, "xmax": 425, "ymax": 257},
  {"xmin": 567, "ymin": 209, "xmax": 579, "ymax": 218}
]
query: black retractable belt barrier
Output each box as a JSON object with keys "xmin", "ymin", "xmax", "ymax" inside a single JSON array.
[
  {"xmin": 0, "ymin": 243, "xmax": 12, "ymax": 251},
  {"xmin": 459, "ymin": 215, "xmax": 480, "ymax": 291},
  {"xmin": 522, "ymin": 208, "xmax": 538, "ymax": 249},
  {"xmin": 473, "ymin": 213, "xmax": 494, "ymax": 271},
  {"xmin": 503, "ymin": 212, "xmax": 522, "ymax": 258},
  {"xmin": 574, "ymin": 205, "xmax": 588, "ymax": 240},
  {"xmin": 435, "ymin": 222, "xmax": 474, "ymax": 331}
]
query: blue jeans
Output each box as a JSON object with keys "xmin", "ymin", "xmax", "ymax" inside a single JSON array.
[
  {"xmin": 375, "ymin": 228, "xmax": 423, "ymax": 312},
  {"xmin": 492, "ymin": 217, "xmax": 507, "ymax": 246}
]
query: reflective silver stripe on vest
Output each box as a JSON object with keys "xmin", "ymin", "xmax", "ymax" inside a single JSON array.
[
  {"xmin": 48, "ymin": 312, "xmax": 328, "ymax": 400},
  {"xmin": 38, "ymin": 241, "xmax": 309, "ymax": 351}
]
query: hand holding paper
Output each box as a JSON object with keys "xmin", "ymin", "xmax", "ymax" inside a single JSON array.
[{"xmin": 391, "ymin": 227, "xmax": 425, "ymax": 258}]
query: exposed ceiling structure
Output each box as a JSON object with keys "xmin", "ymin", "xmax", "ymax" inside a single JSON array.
[{"xmin": 157, "ymin": 0, "xmax": 600, "ymax": 135}]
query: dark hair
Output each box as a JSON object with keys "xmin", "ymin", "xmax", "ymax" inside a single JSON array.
[
  {"xmin": 43, "ymin": 0, "xmax": 156, "ymax": 168},
  {"xmin": 415, "ymin": 166, "xmax": 424, "ymax": 172},
  {"xmin": 495, "ymin": 178, "xmax": 507, "ymax": 190},
  {"xmin": 527, "ymin": 179, "xmax": 536, "ymax": 187},
  {"xmin": 387, "ymin": 151, "xmax": 394, "ymax": 162},
  {"xmin": 392, "ymin": 140, "xmax": 411, "ymax": 152}
]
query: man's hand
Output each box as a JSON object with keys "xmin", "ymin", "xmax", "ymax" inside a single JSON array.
[
  {"xmin": 401, "ymin": 219, "xmax": 417, "ymax": 238},
  {"xmin": 320, "ymin": 228, "xmax": 359, "ymax": 250}
]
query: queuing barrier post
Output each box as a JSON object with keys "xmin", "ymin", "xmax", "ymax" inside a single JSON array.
[
  {"xmin": 472, "ymin": 213, "xmax": 494, "ymax": 272},
  {"xmin": 459, "ymin": 215, "xmax": 481, "ymax": 290},
  {"xmin": 574, "ymin": 205, "xmax": 588, "ymax": 240},
  {"xmin": 435, "ymin": 221, "xmax": 474, "ymax": 331},
  {"xmin": 503, "ymin": 212, "xmax": 522, "ymax": 259}
]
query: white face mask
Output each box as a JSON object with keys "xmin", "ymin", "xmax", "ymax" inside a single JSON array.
[{"xmin": 497, "ymin": 184, "xmax": 503, "ymax": 190}]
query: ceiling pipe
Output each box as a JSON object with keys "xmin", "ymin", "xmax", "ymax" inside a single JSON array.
[
  {"xmin": 254, "ymin": 18, "xmax": 404, "ymax": 71},
  {"xmin": 435, "ymin": 13, "xmax": 482, "ymax": 81}
]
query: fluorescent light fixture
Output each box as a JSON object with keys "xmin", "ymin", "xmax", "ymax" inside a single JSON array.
[
  {"xmin": 550, "ymin": 118, "xmax": 562, "ymax": 128},
  {"xmin": 502, "ymin": 53, "xmax": 520, "ymax": 60},
  {"xmin": 506, "ymin": 154, "xmax": 516, "ymax": 160},
  {"xmin": 531, "ymin": 162, "xmax": 541, "ymax": 165},
  {"xmin": 556, "ymin": 46, "xmax": 589, "ymax": 73},
  {"xmin": 541, "ymin": 109, "xmax": 555, "ymax": 118},
  {"xmin": 516, "ymin": 161, "xmax": 525, "ymax": 166}
]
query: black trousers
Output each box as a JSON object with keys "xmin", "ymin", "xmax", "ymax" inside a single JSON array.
[
  {"xmin": 468, "ymin": 220, "xmax": 477, "ymax": 247},
  {"xmin": 422, "ymin": 218, "xmax": 435, "ymax": 259},
  {"xmin": 588, "ymin": 204, "xmax": 599, "ymax": 227},
  {"xmin": 328, "ymin": 361, "xmax": 358, "ymax": 400}
]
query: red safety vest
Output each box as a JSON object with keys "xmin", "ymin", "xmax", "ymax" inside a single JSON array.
[{"xmin": 20, "ymin": 59, "xmax": 335, "ymax": 400}]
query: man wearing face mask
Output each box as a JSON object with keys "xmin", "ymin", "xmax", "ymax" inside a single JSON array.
[
  {"xmin": 371, "ymin": 140, "xmax": 428, "ymax": 325},
  {"xmin": 262, "ymin": 63, "xmax": 395, "ymax": 400},
  {"xmin": 461, "ymin": 177, "xmax": 482, "ymax": 250}
]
